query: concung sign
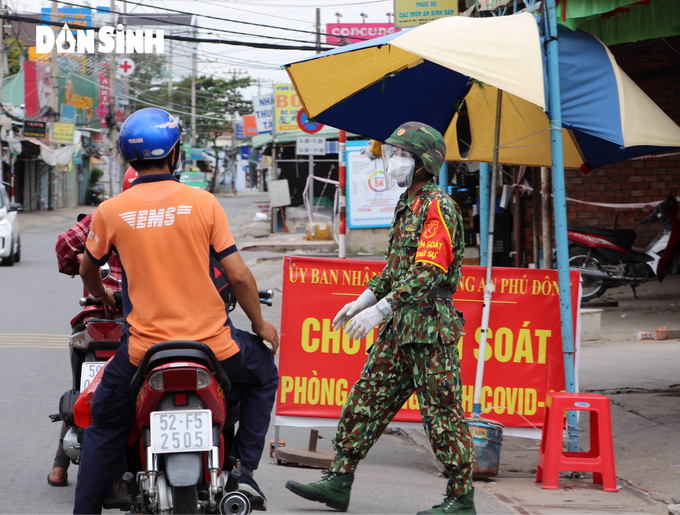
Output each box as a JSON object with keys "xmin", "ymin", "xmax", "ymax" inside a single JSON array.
[{"xmin": 36, "ymin": 23, "xmax": 164, "ymax": 54}]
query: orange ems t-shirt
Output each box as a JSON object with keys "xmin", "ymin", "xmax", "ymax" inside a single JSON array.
[{"xmin": 85, "ymin": 174, "xmax": 239, "ymax": 366}]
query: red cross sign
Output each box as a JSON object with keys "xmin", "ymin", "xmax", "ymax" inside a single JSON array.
[{"xmin": 117, "ymin": 58, "xmax": 135, "ymax": 77}]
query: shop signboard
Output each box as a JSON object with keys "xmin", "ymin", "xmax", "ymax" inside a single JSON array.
[
  {"xmin": 274, "ymin": 84, "xmax": 302, "ymax": 133},
  {"xmin": 53, "ymin": 122, "xmax": 75, "ymax": 144},
  {"xmin": 326, "ymin": 23, "xmax": 401, "ymax": 44},
  {"xmin": 242, "ymin": 115, "xmax": 258, "ymax": 137},
  {"xmin": 24, "ymin": 120, "xmax": 47, "ymax": 138},
  {"xmin": 394, "ymin": 0, "xmax": 458, "ymax": 27},
  {"xmin": 40, "ymin": 7, "xmax": 92, "ymax": 27},
  {"xmin": 253, "ymin": 94, "xmax": 274, "ymax": 135}
]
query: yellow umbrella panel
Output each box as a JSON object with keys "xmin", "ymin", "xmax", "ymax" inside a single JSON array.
[{"xmin": 446, "ymin": 85, "xmax": 587, "ymax": 170}]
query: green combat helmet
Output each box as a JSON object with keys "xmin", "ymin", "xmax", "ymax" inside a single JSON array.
[{"xmin": 385, "ymin": 121, "xmax": 446, "ymax": 176}]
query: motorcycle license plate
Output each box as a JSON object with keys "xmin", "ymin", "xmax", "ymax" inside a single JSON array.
[
  {"xmin": 150, "ymin": 410, "xmax": 212, "ymax": 454},
  {"xmin": 80, "ymin": 362, "xmax": 105, "ymax": 392}
]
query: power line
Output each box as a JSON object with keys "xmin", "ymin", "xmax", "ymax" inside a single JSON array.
[
  {"xmin": 52, "ymin": 0, "xmax": 327, "ymax": 46},
  {"xmin": 112, "ymin": 0, "xmax": 353, "ymax": 40},
  {"xmin": 0, "ymin": 12, "xmax": 332, "ymax": 51},
  {"xmin": 190, "ymin": 0, "xmax": 311, "ymax": 25}
]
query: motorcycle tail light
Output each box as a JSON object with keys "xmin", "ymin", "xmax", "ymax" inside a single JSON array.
[
  {"xmin": 148, "ymin": 371, "xmax": 164, "ymax": 391},
  {"xmin": 71, "ymin": 333, "xmax": 87, "ymax": 349},
  {"xmin": 96, "ymin": 350, "xmax": 116, "ymax": 359},
  {"xmin": 196, "ymin": 369, "xmax": 212, "ymax": 390},
  {"xmin": 87, "ymin": 322, "xmax": 124, "ymax": 342}
]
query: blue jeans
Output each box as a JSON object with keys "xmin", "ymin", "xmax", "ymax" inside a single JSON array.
[{"xmin": 74, "ymin": 328, "xmax": 279, "ymax": 514}]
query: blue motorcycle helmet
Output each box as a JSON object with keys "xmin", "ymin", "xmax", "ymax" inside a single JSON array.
[{"xmin": 119, "ymin": 108, "xmax": 182, "ymax": 170}]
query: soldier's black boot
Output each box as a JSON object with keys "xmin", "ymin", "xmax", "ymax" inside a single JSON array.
[{"xmin": 285, "ymin": 471, "xmax": 354, "ymax": 512}]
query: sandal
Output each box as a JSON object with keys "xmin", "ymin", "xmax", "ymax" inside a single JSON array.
[{"xmin": 47, "ymin": 472, "xmax": 68, "ymax": 487}]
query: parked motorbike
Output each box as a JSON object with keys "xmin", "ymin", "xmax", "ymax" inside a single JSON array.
[
  {"xmin": 568, "ymin": 194, "xmax": 680, "ymax": 302},
  {"xmin": 59, "ymin": 282, "xmax": 274, "ymax": 514}
]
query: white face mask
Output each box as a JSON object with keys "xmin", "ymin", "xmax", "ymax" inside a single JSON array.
[{"xmin": 382, "ymin": 145, "xmax": 415, "ymax": 190}]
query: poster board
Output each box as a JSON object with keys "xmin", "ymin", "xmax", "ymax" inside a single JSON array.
[{"xmin": 346, "ymin": 140, "xmax": 405, "ymax": 229}]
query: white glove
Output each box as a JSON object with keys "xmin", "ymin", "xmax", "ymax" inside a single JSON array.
[
  {"xmin": 333, "ymin": 289, "xmax": 377, "ymax": 330},
  {"xmin": 345, "ymin": 299, "xmax": 392, "ymax": 340}
]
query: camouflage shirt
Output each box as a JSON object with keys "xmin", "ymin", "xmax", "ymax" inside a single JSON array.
[{"xmin": 368, "ymin": 180, "xmax": 465, "ymax": 345}]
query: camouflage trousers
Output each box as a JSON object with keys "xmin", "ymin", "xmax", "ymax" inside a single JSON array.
[{"xmin": 330, "ymin": 329, "xmax": 475, "ymax": 496}]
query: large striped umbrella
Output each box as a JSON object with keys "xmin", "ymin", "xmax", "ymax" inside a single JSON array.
[{"xmin": 284, "ymin": 13, "xmax": 680, "ymax": 172}]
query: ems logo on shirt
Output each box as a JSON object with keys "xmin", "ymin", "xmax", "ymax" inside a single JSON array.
[{"xmin": 119, "ymin": 205, "xmax": 193, "ymax": 229}]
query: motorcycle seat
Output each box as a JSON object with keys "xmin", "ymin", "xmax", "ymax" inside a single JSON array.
[
  {"xmin": 130, "ymin": 341, "xmax": 231, "ymax": 394},
  {"xmin": 569, "ymin": 226, "xmax": 637, "ymax": 250}
]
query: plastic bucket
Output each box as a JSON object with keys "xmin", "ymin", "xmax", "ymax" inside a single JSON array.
[{"xmin": 466, "ymin": 418, "xmax": 504, "ymax": 478}]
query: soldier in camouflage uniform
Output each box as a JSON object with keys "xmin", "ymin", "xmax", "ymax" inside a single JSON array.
[{"xmin": 286, "ymin": 122, "xmax": 476, "ymax": 515}]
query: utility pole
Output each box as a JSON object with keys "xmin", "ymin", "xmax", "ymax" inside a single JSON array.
[
  {"xmin": 190, "ymin": 15, "xmax": 197, "ymax": 168},
  {"xmin": 122, "ymin": 1, "xmax": 130, "ymax": 119},
  {"xmin": 108, "ymin": 0, "xmax": 117, "ymax": 197},
  {"xmin": 316, "ymin": 8, "xmax": 321, "ymax": 53},
  {"xmin": 167, "ymin": 41, "xmax": 173, "ymax": 111},
  {"xmin": 50, "ymin": 0, "xmax": 59, "ymax": 210}
]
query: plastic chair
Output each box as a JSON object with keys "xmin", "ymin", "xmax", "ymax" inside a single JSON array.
[{"xmin": 536, "ymin": 392, "xmax": 617, "ymax": 492}]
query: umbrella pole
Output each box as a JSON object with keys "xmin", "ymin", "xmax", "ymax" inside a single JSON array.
[
  {"xmin": 472, "ymin": 88, "xmax": 503, "ymax": 416},
  {"xmin": 545, "ymin": 0, "xmax": 579, "ymax": 452},
  {"xmin": 479, "ymin": 163, "xmax": 491, "ymax": 267}
]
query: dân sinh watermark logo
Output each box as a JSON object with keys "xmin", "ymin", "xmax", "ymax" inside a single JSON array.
[{"xmin": 36, "ymin": 23, "xmax": 164, "ymax": 54}]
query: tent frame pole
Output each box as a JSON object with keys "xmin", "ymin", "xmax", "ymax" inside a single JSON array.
[
  {"xmin": 479, "ymin": 162, "xmax": 491, "ymax": 267},
  {"xmin": 544, "ymin": 0, "xmax": 579, "ymax": 452}
]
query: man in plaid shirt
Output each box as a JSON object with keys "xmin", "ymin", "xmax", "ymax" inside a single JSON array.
[{"xmin": 47, "ymin": 170, "xmax": 133, "ymax": 487}]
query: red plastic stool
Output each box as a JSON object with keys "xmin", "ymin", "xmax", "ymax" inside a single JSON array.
[{"xmin": 536, "ymin": 392, "xmax": 617, "ymax": 492}]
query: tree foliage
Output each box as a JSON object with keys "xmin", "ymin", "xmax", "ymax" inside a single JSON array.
[{"xmin": 143, "ymin": 74, "xmax": 252, "ymax": 147}]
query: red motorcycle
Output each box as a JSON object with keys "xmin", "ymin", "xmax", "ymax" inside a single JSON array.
[
  {"xmin": 70, "ymin": 289, "xmax": 274, "ymax": 515},
  {"xmin": 568, "ymin": 194, "xmax": 680, "ymax": 302}
]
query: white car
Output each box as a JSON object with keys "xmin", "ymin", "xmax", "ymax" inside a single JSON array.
[{"xmin": 0, "ymin": 183, "xmax": 22, "ymax": 266}]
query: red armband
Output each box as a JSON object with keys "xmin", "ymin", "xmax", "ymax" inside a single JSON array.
[{"xmin": 415, "ymin": 200, "xmax": 454, "ymax": 272}]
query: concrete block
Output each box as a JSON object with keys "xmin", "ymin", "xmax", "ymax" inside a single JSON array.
[
  {"xmin": 580, "ymin": 308, "xmax": 603, "ymax": 341},
  {"xmin": 655, "ymin": 326, "xmax": 680, "ymax": 340}
]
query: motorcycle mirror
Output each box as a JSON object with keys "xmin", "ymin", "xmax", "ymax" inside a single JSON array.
[{"xmin": 101, "ymin": 263, "xmax": 111, "ymax": 280}]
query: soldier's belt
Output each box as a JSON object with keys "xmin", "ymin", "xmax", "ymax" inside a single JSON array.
[{"xmin": 429, "ymin": 287, "xmax": 453, "ymax": 299}]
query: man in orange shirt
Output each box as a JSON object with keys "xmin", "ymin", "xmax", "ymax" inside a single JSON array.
[{"xmin": 74, "ymin": 108, "xmax": 279, "ymax": 513}]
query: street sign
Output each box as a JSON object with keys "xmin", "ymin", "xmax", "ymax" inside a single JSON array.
[
  {"xmin": 296, "ymin": 136, "xmax": 326, "ymax": 156},
  {"xmin": 117, "ymin": 57, "xmax": 135, "ymax": 77},
  {"xmin": 297, "ymin": 109, "xmax": 324, "ymax": 134},
  {"xmin": 190, "ymin": 148, "xmax": 203, "ymax": 161},
  {"xmin": 24, "ymin": 120, "xmax": 46, "ymax": 138}
]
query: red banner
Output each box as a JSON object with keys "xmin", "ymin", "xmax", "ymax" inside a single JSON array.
[
  {"xmin": 24, "ymin": 61, "xmax": 52, "ymax": 119},
  {"xmin": 277, "ymin": 257, "xmax": 580, "ymax": 429}
]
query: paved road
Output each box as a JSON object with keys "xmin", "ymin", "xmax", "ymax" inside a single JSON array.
[{"xmin": 1, "ymin": 194, "xmax": 512, "ymax": 514}]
